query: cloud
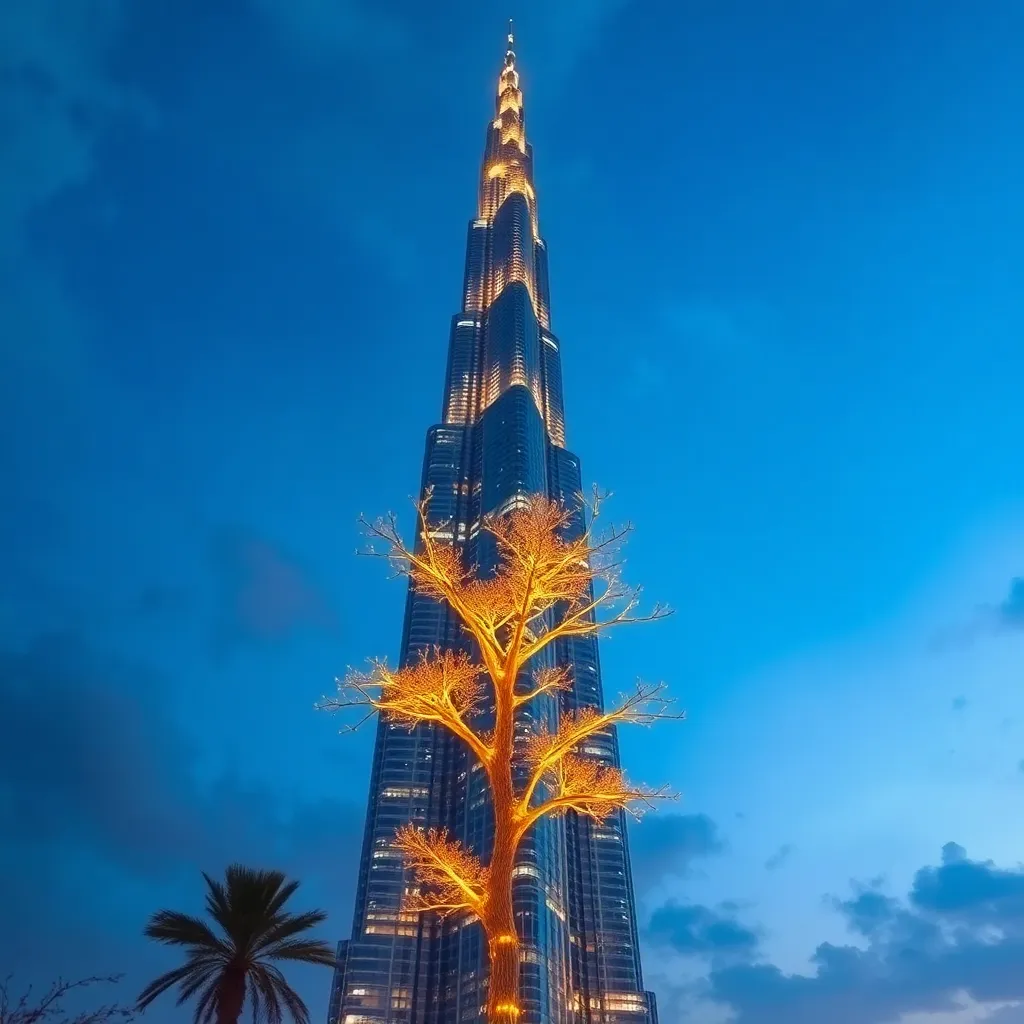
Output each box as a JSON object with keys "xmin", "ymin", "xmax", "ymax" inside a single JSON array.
[
  {"xmin": 933, "ymin": 576, "xmax": 1024, "ymax": 649},
  {"xmin": 910, "ymin": 842, "xmax": 1024, "ymax": 923},
  {"xmin": 0, "ymin": 632, "xmax": 361, "ymax": 985},
  {"xmin": 208, "ymin": 527, "xmax": 339, "ymax": 659},
  {"xmin": 249, "ymin": 0, "xmax": 408, "ymax": 61},
  {"xmin": 648, "ymin": 901, "xmax": 761, "ymax": 963},
  {"xmin": 983, "ymin": 1005, "xmax": 1024, "ymax": 1023},
  {"xmin": 998, "ymin": 578, "xmax": 1024, "ymax": 630},
  {"xmin": 0, "ymin": 634, "xmax": 199, "ymax": 871},
  {"xmin": 629, "ymin": 813, "xmax": 725, "ymax": 887},
  {"xmin": 765, "ymin": 843, "xmax": 795, "ymax": 871},
  {"xmin": 0, "ymin": 0, "xmax": 150, "ymax": 442},
  {"xmin": 706, "ymin": 843, "xmax": 1024, "ymax": 1024},
  {"xmin": 528, "ymin": 0, "xmax": 631, "ymax": 82},
  {"xmin": 0, "ymin": 0, "xmax": 144, "ymax": 250}
]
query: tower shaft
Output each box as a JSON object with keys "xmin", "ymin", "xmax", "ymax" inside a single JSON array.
[{"xmin": 329, "ymin": 31, "xmax": 656, "ymax": 1024}]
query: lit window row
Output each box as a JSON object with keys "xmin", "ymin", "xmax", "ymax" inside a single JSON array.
[
  {"xmin": 601, "ymin": 992, "xmax": 648, "ymax": 1013},
  {"xmin": 511, "ymin": 863, "xmax": 540, "ymax": 879},
  {"xmin": 363, "ymin": 924, "xmax": 417, "ymax": 937}
]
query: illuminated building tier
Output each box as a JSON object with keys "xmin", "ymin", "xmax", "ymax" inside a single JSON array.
[{"xmin": 328, "ymin": 25, "xmax": 657, "ymax": 1024}]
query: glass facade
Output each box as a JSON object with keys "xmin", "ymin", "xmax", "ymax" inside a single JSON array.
[{"xmin": 330, "ymin": 27, "xmax": 655, "ymax": 1024}]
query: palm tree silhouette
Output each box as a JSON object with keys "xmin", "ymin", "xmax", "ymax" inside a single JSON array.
[{"xmin": 138, "ymin": 865, "xmax": 336, "ymax": 1024}]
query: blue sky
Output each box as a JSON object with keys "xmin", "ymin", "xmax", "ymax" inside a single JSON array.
[{"xmin": 1, "ymin": 1, "xmax": 1023, "ymax": 1022}]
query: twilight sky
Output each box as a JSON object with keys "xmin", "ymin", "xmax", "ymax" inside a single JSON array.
[{"xmin": 2, "ymin": 1, "xmax": 1023, "ymax": 1022}]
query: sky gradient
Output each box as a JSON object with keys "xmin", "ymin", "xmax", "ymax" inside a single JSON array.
[{"xmin": 2, "ymin": 1, "xmax": 1023, "ymax": 1022}]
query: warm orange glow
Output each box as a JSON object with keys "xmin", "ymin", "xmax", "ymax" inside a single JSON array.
[
  {"xmin": 322, "ymin": 495, "xmax": 676, "ymax": 1023},
  {"xmin": 393, "ymin": 825, "xmax": 489, "ymax": 917}
]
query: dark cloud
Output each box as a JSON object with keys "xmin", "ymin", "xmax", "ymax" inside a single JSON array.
[
  {"xmin": 0, "ymin": 634, "xmax": 199, "ymax": 871},
  {"xmin": 0, "ymin": 632, "xmax": 361, "ymax": 989},
  {"xmin": 629, "ymin": 813, "xmax": 725, "ymax": 886},
  {"xmin": 209, "ymin": 527, "xmax": 339, "ymax": 660},
  {"xmin": 249, "ymin": 0, "xmax": 409, "ymax": 62},
  {"xmin": 999, "ymin": 577, "xmax": 1024, "ymax": 630},
  {"xmin": 706, "ymin": 843, "xmax": 1024, "ymax": 1024},
  {"xmin": 909, "ymin": 841, "xmax": 1024, "ymax": 924},
  {"xmin": 0, "ymin": 0, "xmax": 151, "ymax": 480},
  {"xmin": 833, "ymin": 885, "xmax": 901, "ymax": 939},
  {"xmin": 0, "ymin": 0, "xmax": 148, "ymax": 298},
  {"xmin": 0, "ymin": 0, "xmax": 146, "ymax": 250},
  {"xmin": 764, "ymin": 843, "xmax": 795, "ymax": 872},
  {"xmin": 648, "ymin": 902, "xmax": 760, "ymax": 962},
  {"xmin": 134, "ymin": 583, "xmax": 191, "ymax": 619},
  {"xmin": 932, "ymin": 576, "xmax": 1024, "ymax": 649}
]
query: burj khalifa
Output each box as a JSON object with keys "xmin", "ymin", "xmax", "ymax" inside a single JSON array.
[{"xmin": 328, "ymin": 26, "xmax": 658, "ymax": 1024}]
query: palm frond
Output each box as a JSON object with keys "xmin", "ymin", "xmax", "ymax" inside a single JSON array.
[
  {"xmin": 262, "ymin": 965, "xmax": 310, "ymax": 1024},
  {"xmin": 225, "ymin": 865, "xmax": 287, "ymax": 902},
  {"xmin": 258, "ymin": 939, "xmax": 337, "ymax": 966},
  {"xmin": 202, "ymin": 872, "xmax": 232, "ymax": 936},
  {"xmin": 212, "ymin": 866, "xmax": 293, "ymax": 956},
  {"xmin": 264, "ymin": 879, "xmax": 301, "ymax": 920},
  {"xmin": 175, "ymin": 962, "xmax": 220, "ymax": 1005},
  {"xmin": 252, "ymin": 912, "xmax": 329, "ymax": 954},
  {"xmin": 144, "ymin": 911, "xmax": 229, "ymax": 954},
  {"xmin": 191, "ymin": 979, "xmax": 219, "ymax": 1024},
  {"xmin": 136, "ymin": 965, "xmax": 196, "ymax": 1009},
  {"xmin": 248, "ymin": 966, "xmax": 283, "ymax": 1024}
]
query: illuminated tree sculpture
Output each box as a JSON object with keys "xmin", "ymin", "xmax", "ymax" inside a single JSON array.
[{"xmin": 322, "ymin": 492, "xmax": 675, "ymax": 1024}]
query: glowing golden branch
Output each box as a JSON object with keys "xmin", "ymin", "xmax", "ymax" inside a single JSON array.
[
  {"xmin": 363, "ymin": 493, "xmax": 669, "ymax": 694},
  {"xmin": 515, "ymin": 582, "xmax": 669, "ymax": 671},
  {"xmin": 395, "ymin": 826, "xmax": 489, "ymax": 918},
  {"xmin": 519, "ymin": 756, "xmax": 673, "ymax": 833},
  {"xmin": 514, "ymin": 666, "xmax": 571, "ymax": 708},
  {"xmin": 321, "ymin": 648, "xmax": 493, "ymax": 767},
  {"xmin": 361, "ymin": 497, "xmax": 507, "ymax": 681},
  {"xmin": 480, "ymin": 494, "xmax": 669, "ymax": 673},
  {"xmin": 518, "ymin": 682, "xmax": 672, "ymax": 812}
]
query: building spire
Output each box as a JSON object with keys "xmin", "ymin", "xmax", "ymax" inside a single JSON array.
[{"xmin": 505, "ymin": 18, "xmax": 515, "ymax": 67}]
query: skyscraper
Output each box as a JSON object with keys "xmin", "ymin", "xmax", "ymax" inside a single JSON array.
[{"xmin": 330, "ymin": 26, "xmax": 656, "ymax": 1024}]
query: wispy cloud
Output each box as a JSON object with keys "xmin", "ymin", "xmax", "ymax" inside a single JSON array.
[
  {"xmin": 998, "ymin": 578, "xmax": 1024, "ymax": 631},
  {"xmin": 765, "ymin": 843, "xmax": 796, "ymax": 872},
  {"xmin": 0, "ymin": 0, "xmax": 151, "ymax": 447},
  {"xmin": 933, "ymin": 576, "xmax": 1024, "ymax": 650},
  {"xmin": 527, "ymin": 0, "xmax": 631, "ymax": 83},
  {"xmin": 208, "ymin": 527, "xmax": 339, "ymax": 660},
  {"xmin": 248, "ymin": 0, "xmax": 409, "ymax": 60}
]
